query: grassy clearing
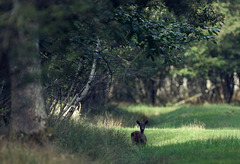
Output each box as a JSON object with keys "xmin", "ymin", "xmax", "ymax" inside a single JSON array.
[
  {"xmin": 119, "ymin": 104, "xmax": 240, "ymax": 163},
  {"xmin": 1, "ymin": 104, "xmax": 240, "ymax": 163},
  {"xmin": 120, "ymin": 104, "xmax": 240, "ymax": 129},
  {"xmin": 119, "ymin": 128, "xmax": 240, "ymax": 163}
]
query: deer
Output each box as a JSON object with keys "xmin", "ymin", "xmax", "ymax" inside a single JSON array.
[{"xmin": 131, "ymin": 120, "xmax": 148, "ymax": 145}]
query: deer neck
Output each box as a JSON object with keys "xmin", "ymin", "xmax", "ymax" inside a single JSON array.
[{"xmin": 140, "ymin": 129, "xmax": 144, "ymax": 134}]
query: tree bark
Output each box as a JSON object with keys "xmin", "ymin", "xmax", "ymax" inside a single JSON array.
[{"xmin": 7, "ymin": 0, "xmax": 47, "ymax": 139}]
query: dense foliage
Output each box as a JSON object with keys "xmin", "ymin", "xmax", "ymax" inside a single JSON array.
[{"xmin": 112, "ymin": 0, "xmax": 239, "ymax": 105}]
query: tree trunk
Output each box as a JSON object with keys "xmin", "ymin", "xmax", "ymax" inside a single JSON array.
[
  {"xmin": 222, "ymin": 73, "xmax": 234, "ymax": 103},
  {"xmin": 7, "ymin": 0, "xmax": 47, "ymax": 140},
  {"xmin": 150, "ymin": 79, "xmax": 156, "ymax": 105}
]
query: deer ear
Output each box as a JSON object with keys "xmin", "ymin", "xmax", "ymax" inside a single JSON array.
[
  {"xmin": 145, "ymin": 120, "xmax": 148, "ymax": 125},
  {"xmin": 136, "ymin": 121, "xmax": 140, "ymax": 125}
]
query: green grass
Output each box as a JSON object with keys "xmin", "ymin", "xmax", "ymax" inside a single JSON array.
[
  {"xmin": 147, "ymin": 129, "xmax": 240, "ymax": 163},
  {"xmin": 1, "ymin": 104, "xmax": 240, "ymax": 163},
  {"xmin": 119, "ymin": 104, "xmax": 240, "ymax": 163},
  {"xmin": 121, "ymin": 104, "xmax": 240, "ymax": 129}
]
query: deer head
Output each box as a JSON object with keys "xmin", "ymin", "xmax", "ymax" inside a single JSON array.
[{"xmin": 137, "ymin": 120, "xmax": 148, "ymax": 133}]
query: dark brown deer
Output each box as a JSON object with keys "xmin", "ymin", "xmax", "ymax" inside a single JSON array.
[{"xmin": 131, "ymin": 120, "xmax": 148, "ymax": 145}]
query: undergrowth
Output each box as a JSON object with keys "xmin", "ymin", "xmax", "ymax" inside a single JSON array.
[{"xmin": 52, "ymin": 119, "xmax": 138, "ymax": 164}]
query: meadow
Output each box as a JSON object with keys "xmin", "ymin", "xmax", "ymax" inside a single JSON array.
[{"xmin": 1, "ymin": 104, "xmax": 240, "ymax": 164}]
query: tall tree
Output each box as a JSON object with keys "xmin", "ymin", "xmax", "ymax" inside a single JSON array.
[{"xmin": 5, "ymin": 0, "xmax": 47, "ymax": 140}]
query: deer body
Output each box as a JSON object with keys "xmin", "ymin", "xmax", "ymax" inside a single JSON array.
[{"xmin": 131, "ymin": 120, "xmax": 148, "ymax": 145}]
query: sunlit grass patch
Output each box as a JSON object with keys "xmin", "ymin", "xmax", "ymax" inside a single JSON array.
[
  {"xmin": 120, "ymin": 104, "xmax": 240, "ymax": 129},
  {"xmin": 121, "ymin": 104, "xmax": 177, "ymax": 116},
  {"xmin": 154, "ymin": 136, "xmax": 240, "ymax": 164},
  {"xmin": 123, "ymin": 126, "xmax": 240, "ymax": 163},
  {"xmin": 180, "ymin": 119, "xmax": 206, "ymax": 129}
]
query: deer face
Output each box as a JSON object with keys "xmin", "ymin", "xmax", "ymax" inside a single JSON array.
[{"xmin": 137, "ymin": 120, "xmax": 148, "ymax": 133}]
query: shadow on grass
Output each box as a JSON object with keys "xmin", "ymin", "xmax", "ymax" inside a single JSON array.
[
  {"xmin": 150, "ymin": 105, "xmax": 240, "ymax": 129},
  {"xmin": 142, "ymin": 137, "xmax": 240, "ymax": 164}
]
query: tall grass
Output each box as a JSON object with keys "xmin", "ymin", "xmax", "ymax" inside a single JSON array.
[{"xmin": 52, "ymin": 119, "xmax": 137, "ymax": 163}]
